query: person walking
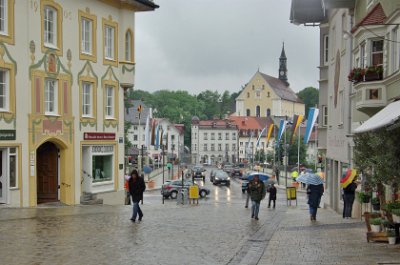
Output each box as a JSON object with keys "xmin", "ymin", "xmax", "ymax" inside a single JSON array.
[
  {"xmin": 248, "ymin": 175, "xmax": 266, "ymax": 220},
  {"xmin": 307, "ymin": 183, "xmax": 324, "ymax": 221},
  {"xmin": 343, "ymin": 180, "xmax": 357, "ymax": 219},
  {"xmin": 268, "ymin": 183, "xmax": 277, "ymax": 209},
  {"xmin": 128, "ymin": 169, "xmax": 146, "ymax": 222}
]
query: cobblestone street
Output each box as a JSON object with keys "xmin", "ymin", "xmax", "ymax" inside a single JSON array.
[{"xmin": 1, "ymin": 181, "xmax": 400, "ymax": 265}]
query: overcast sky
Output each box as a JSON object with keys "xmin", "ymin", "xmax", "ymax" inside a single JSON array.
[{"xmin": 134, "ymin": 0, "xmax": 319, "ymax": 95}]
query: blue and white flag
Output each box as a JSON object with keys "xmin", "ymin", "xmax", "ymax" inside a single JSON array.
[
  {"xmin": 154, "ymin": 123, "xmax": 161, "ymax": 149},
  {"xmin": 256, "ymin": 127, "xmax": 266, "ymax": 148},
  {"xmin": 144, "ymin": 114, "xmax": 150, "ymax": 148},
  {"xmin": 303, "ymin": 108, "xmax": 319, "ymax": 144},
  {"xmin": 277, "ymin": 119, "xmax": 288, "ymax": 142}
]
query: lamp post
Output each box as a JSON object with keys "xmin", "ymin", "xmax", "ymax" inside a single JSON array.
[{"xmin": 162, "ymin": 132, "xmax": 167, "ymax": 204}]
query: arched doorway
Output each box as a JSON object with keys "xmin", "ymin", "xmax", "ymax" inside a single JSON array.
[{"xmin": 37, "ymin": 142, "xmax": 59, "ymax": 204}]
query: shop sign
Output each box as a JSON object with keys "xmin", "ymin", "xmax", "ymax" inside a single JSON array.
[
  {"xmin": 84, "ymin": 132, "xmax": 115, "ymax": 140},
  {"xmin": 92, "ymin": 145, "xmax": 114, "ymax": 154},
  {"xmin": 0, "ymin": 130, "xmax": 16, "ymax": 140}
]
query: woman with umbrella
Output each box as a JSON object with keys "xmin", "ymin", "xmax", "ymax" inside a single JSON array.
[
  {"xmin": 341, "ymin": 169, "xmax": 357, "ymax": 219},
  {"xmin": 297, "ymin": 172, "xmax": 324, "ymax": 221}
]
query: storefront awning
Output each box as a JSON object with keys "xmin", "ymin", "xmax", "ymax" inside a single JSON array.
[{"xmin": 354, "ymin": 101, "xmax": 400, "ymax": 133}]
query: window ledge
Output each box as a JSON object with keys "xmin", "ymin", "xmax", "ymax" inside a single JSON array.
[
  {"xmin": 44, "ymin": 43, "xmax": 60, "ymax": 50},
  {"xmin": 45, "ymin": 113, "xmax": 61, "ymax": 117}
]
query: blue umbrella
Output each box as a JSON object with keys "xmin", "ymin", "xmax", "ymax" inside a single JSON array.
[
  {"xmin": 247, "ymin": 172, "xmax": 270, "ymax": 181},
  {"xmin": 296, "ymin": 173, "xmax": 324, "ymax": 185}
]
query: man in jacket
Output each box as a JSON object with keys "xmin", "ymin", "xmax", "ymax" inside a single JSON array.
[
  {"xmin": 128, "ymin": 169, "xmax": 146, "ymax": 222},
  {"xmin": 268, "ymin": 183, "xmax": 277, "ymax": 209},
  {"xmin": 248, "ymin": 175, "xmax": 266, "ymax": 220}
]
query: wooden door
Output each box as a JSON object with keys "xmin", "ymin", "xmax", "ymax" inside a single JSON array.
[{"xmin": 37, "ymin": 142, "xmax": 58, "ymax": 203}]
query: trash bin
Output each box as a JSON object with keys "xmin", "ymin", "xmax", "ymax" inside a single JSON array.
[
  {"xmin": 189, "ymin": 185, "xmax": 199, "ymax": 204},
  {"xmin": 286, "ymin": 187, "xmax": 297, "ymax": 206}
]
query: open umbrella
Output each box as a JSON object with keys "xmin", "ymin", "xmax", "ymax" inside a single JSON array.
[
  {"xmin": 247, "ymin": 172, "xmax": 270, "ymax": 181},
  {"xmin": 340, "ymin": 169, "xmax": 357, "ymax": 188},
  {"xmin": 296, "ymin": 173, "xmax": 324, "ymax": 185}
]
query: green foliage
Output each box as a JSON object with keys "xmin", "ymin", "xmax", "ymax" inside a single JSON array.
[
  {"xmin": 296, "ymin": 87, "xmax": 319, "ymax": 118},
  {"xmin": 391, "ymin": 208, "xmax": 400, "ymax": 216},
  {"xmin": 386, "ymin": 229, "xmax": 396, "ymax": 237},
  {"xmin": 353, "ymin": 127, "xmax": 400, "ymax": 189},
  {"xmin": 369, "ymin": 217, "xmax": 383, "ymax": 225},
  {"xmin": 357, "ymin": 191, "xmax": 371, "ymax": 203},
  {"xmin": 371, "ymin": 197, "xmax": 380, "ymax": 205},
  {"xmin": 274, "ymin": 132, "xmax": 307, "ymax": 166},
  {"xmin": 383, "ymin": 202, "xmax": 400, "ymax": 212}
]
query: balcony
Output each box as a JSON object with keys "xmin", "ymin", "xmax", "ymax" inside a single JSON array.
[
  {"xmin": 119, "ymin": 62, "xmax": 135, "ymax": 88},
  {"xmin": 348, "ymin": 66, "xmax": 383, "ymax": 84},
  {"xmin": 354, "ymin": 82, "xmax": 387, "ymax": 115}
]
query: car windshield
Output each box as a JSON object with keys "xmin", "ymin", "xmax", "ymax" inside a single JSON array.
[{"xmin": 215, "ymin": 172, "xmax": 228, "ymax": 178}]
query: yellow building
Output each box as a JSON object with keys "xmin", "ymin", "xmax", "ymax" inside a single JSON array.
[
  {"xmin": 235, "ymin": 45, "xmax": 305, "ymax": 118},
  {"xmin": 0, "ymin": 0, "xmax": 158, "ymax": 207}
]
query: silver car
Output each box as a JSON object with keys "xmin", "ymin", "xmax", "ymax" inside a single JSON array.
[{"xmin": 161, "ymin": 180, "xmax": 210, "ymax": 199}]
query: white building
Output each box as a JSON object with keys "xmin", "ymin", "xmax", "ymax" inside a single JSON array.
[
  {"xmin": 0, "ymin": 0, "xmax": 158, "ymax": 207},
  {"xmin": 191, "ymin": 117, "xmax": 238, "ymax": 165}
]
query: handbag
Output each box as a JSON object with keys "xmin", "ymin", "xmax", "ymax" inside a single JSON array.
[{"xmin": 125, "ymin": 192, "xmax": 131, "ymax": 205}]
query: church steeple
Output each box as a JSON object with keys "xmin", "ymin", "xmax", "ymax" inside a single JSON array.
[{"xmin": 279, "ymin": 42, "xmax": 288, "ymax": 83}]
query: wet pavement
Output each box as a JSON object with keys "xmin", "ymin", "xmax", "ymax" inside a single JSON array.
[{"xmin": 1, "ymin": 169, "xmax": 400, "ymax": 265}]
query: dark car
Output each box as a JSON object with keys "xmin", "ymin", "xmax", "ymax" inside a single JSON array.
[
  {"xmin": 209, "ymin": 169, "xmax": 217, "ymax": 182},
  {"xmin": 191, "ymin": 165, "xmax": 206, "ymax": 182},
  {"xmin": 212, "ymin": 170, "xmax": 231, "ymax": 186},
  {"xmin": 222, "ymin": 164, "xmax": 234, "ymax": 175},
  {"xmin": 231, "ymin": 166, "xmax": 243, "ymax": 177},
  {"xmin": 161, "ymin": 180, "xmax": 210, "ymax": 199}
]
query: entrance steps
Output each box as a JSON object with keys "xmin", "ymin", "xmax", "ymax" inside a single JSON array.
[{"xmin": 80, "ymin": 192, "xmax": 103, "ymax": 205}]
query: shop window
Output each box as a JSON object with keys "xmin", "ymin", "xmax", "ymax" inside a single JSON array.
[{"xmin": 92, "ymin": 155, "xmax": 113, "ymax": 183}]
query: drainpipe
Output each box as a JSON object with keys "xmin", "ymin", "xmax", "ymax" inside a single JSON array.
[{"xmin": 348, "ymin": 13, "xmax": 354, "ymax": 166}]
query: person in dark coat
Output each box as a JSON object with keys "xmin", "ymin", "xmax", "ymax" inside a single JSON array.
[
  {"xmin": 343, "ymin": 180, "xmax": 357, "ymax": 219},
  {"xmin": 307, "ymin": 184, "xmax": 324, "ymax": 221},
  {"xmin": 268, "ymin": 183, "xmax": 277, "ymax": 209},
  {"xmin": 128, "ymin": 169, "xmax": 146, "ymax": 222},
  {"xmin": 248, "ymin": 175, "xmax": 266, "ymax": 220}
]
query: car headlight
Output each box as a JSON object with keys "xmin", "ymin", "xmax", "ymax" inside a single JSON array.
[
  {"xmin": 215, "ymin": 177, "xmax": 219, "ymax": 180},
  {"xmin": 201, "ymin": 172, "xmax": 205, "ymax": 176},
  {"xmin": 227, "ymin": 177, "xmax": 231, "ymax": 180}
]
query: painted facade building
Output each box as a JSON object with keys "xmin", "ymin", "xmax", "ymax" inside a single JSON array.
[
  {"xmin": 235, "ymin": 46, "xmax": 305, "ymax": 118},
  {"xmin": 0, "ymin": 0, "xmax": 158, "ymax": 207}
]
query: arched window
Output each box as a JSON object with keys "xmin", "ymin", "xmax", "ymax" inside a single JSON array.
[
  {"xmin": 246, "ymin": 109, "xmax": 250, "ymax": 116},
  {"xmin": 266, "ymin": 108, "xmax": 271, "ymax": 117},
  {"xmin": 125, "ymin": 29, "xmax": 133, "ymax": 62},
  {"xmin": 256, "ymin": 106, "xmax": 260, "ymax": 117}
]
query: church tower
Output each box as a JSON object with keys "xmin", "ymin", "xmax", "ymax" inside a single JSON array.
[{"xmin": 278, "ymin": 42, "xmax": 288, "ymax": 83}]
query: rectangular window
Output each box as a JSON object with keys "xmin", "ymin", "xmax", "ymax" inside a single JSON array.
[
  {"xmin": 323, "ymin": 35, "xmax": 329, "ymax": 64},
  {"xmin": 225, "ymin": 132, "xmax": 229, "ymax": 140},
  {"xmin": 44, "ymin": 6, "xmax": 57, "ymax": 46},
  {"xmin": 391, "ymin": 27, "xmax": 399, "ymax": 73},
  {"xmin": 240, "ymin": 141, "xmax": 243, "ymax": 147},
  {"xmin": 82, "ymin": 82, "xmax": 92, "ymax": 117},
  {"xmin": 194, "ymin": 144, "xmax": 197, "ymax": 151},
  {"xmin": 0, "ymin": 69, "xmax": 8, "ymax": 111},
  {"xmin": 45, "ymin": 79, "xmax": 58, "ymax": 115},
  {"xmin": 0, "ymin": 0, "xmax": 7, "ymax": 34},
  {"xmin": 93, "ymin": 155, "xmax": 113, "ymax": 183},
  {"xmin": 211, "ymin": 144, "xmax": 215, "ymax": 151},
  {"xmin": 366, "ymin": 88, "xmax": 380, "ymax": 100},
  {"xmin": 322, "ymin": 105, "xmax": 328, "ymax": 127},
  {"xmin": 211, "ymin": 133, "xmax": 215, "ymax": 140},
  {"xmin": 371, "ymin": 40, "xmax": 383, "ymax": 66},
  {"xmin": 125, "ymin": 30, "xmax": 132, "ymax": 61},
  {"xmin": 232, "ymin": 144, "xmax": 236, "ymax": 151},
  {"xmin": 133, "ymin": 135, "xmax": 138, "ymax": 141},
  {"xmin": 81, "ymin": 18, "xmax": 92, "ymax": 54},
  {"xmin": 9, "ymin": 147, "xmax": 16, "ymax": 188},
  {"xmin": 225, "ymin": 144, "xmax": 229, "ymax": 151},
  {"xmin": 105, "ymin": 85, "xmax": 113, "ymax": 118},
  {"xmin": 105, "ymin": 25, "xmax": 114, "ymax": 60},
  {"xmin": 218, "ymin": 144, "xmax": 222, "ymax": 151},
  {"xmin": 360, "ymin": 43, "xmax": 365, "ymax": 68},
  {"xmin": 203, "ymin": 133, "xmax": 208, "ymax": 140},
  {"xmin": 204, "ymin": 144, "xmax": 207, "ymax": 151},
  {"xmin": 218, "ymin": 133, "xmax": 222, "ymax": 140}
]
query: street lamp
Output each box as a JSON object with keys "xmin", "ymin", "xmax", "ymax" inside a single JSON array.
[{"xmin": 161, "ymin": 131, "xmax": 167, "ymax": 204}]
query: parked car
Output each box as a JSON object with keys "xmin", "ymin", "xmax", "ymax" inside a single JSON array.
[
  {"xmin": 231, "ymin": 166, "xmax": 243, "ymax": 177},
  {"xmin": 212, "ymin": 170, "xmax": 231, "ymax": 186},
  {"xmin": 209, "ymin": 169, "xmax": 217, "ymax": 182},
  {"xmin": 191, "ymin": 165, "xmax": 206, "ymax": 182},
  {"xmin": 161, "ymin": 180, "xmax": 210, "ymax": 199}
]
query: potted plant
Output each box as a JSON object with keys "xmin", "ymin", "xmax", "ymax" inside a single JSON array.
[
  {"xmin": 371, "ymin": 197, "xmax": 380, "ymax": 211},
  {"xmin": 365, "ymin": 65, "xmax": 383, "ymax": 81},
  {"xmin": 348, "ymin": 68, "xmax": 365, "ymax": 83},
  {"xmin": 358, "ymin": 191, "xmax": 371, "ymax": 203},
  {"xmin": 369, "ymin": 217, "xmax": 382, "ymax": 232},
  {"xmin": 392, "ymin": 208, "xmax": 400, "ymax": 223},
  {"xmin": 386, "ymin": 229, "xmax": 397, "ymax": 245}
]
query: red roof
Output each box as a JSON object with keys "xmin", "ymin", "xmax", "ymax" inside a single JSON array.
[
  {"xmin": 351, "ymin": 3, "xmax": 386, "ymax": 33},
  {"xmin": 229, "ymin": 116, "xmax": 274, "ymax": 130}
]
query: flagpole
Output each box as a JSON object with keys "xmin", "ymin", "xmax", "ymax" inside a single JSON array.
[
  {"xmin": 298, "ymin": 123, "xmax": 300, "ymax": 174},
  {"xmin": 314, "ymin": 123, "xmax": 318, "ymax": 171}
]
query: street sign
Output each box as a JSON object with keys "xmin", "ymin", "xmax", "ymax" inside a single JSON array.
[
  {"xmin": 84, "ymin": 132, "xmax": 115, "ymax": 140},
  {"xmin": 0, "ymin": 130, "xmax": 16, "ymax": 141}
]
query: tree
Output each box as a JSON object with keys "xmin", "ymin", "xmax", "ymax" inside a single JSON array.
[
  {"xmin": 274, "ymin": 132, "xmax": 307, "ymax": 168},
  {"xmin": 297, "ymin": 87, "xmax": 319, "ymax": 117}
]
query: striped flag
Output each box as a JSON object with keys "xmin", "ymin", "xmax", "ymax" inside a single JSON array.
[
  {"xmin": 266, "ymin": 124, "xmax": 274, "ymax": 147},
  {"xmin": 304, "ymin": 108, "xmax": 319, "ymax": 144},
  {"xmin": 256, "ymin": 127, "xmax": 267, "ymax": 148},
  {"xmin": 154, "ymin": 123, "xmax": 161, "ymax": 149},
  {"xmin": 290, "ymin": 114, "xmax": 303, "ymax": 144},
  {"xmin": 144, "ymin": 114, "xmax": 150, "ymax": 148},
  {"xmin": 150, "ymin": 119, "xmax": 156, "ymax": 145},
  {"xmin": 277, "ymin": 119, "xmax": 288, "ymax": 141}
]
